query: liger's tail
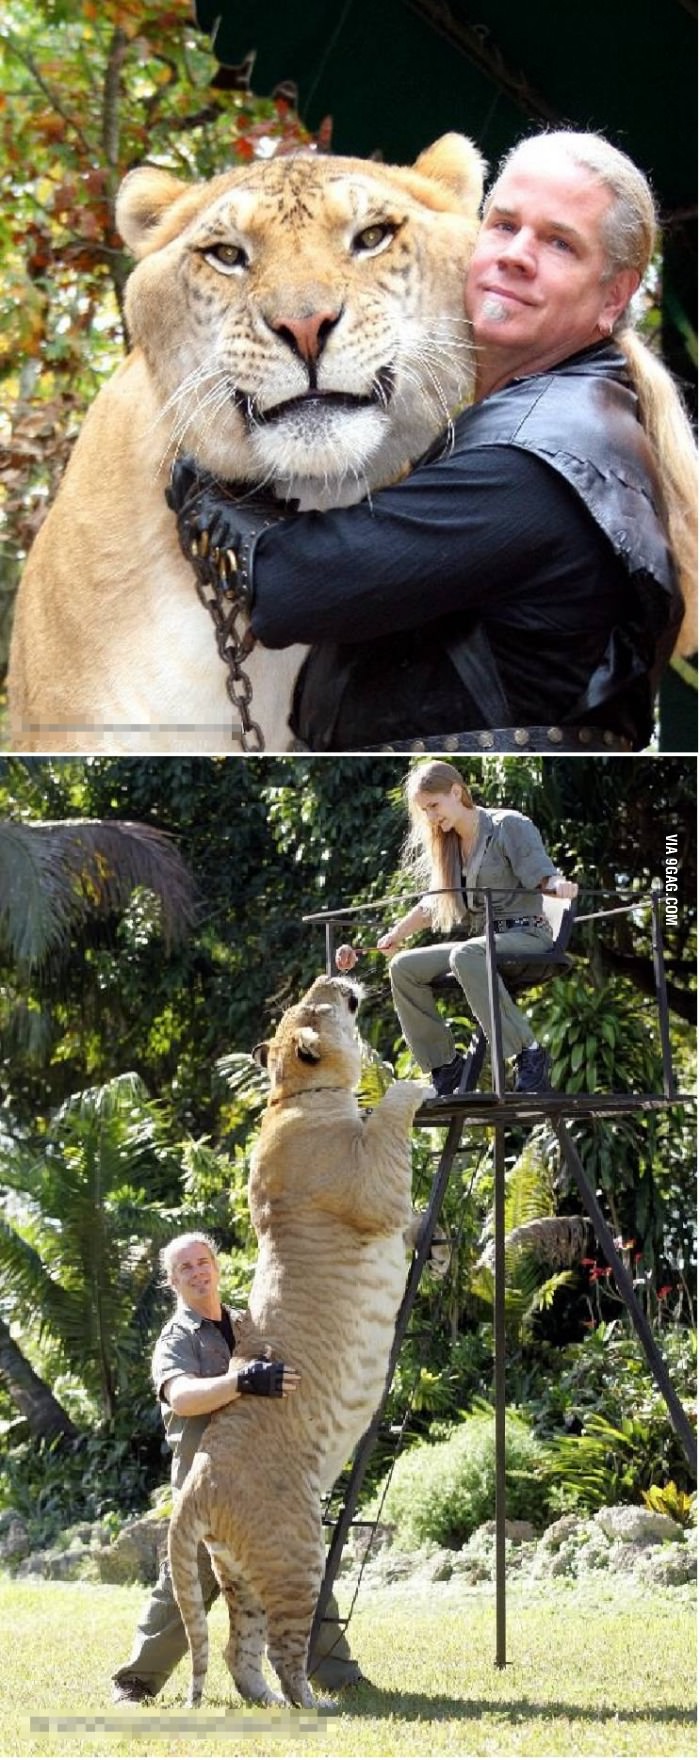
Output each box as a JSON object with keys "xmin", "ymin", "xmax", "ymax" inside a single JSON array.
[{"xmin": 168, "ymin": 1500, "xmax": 209, "ymax": 1708}]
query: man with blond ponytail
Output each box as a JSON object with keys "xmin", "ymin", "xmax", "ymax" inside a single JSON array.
[{"xmin": 171, "ymin": 130, "xmax": 695, "ymax": 752}]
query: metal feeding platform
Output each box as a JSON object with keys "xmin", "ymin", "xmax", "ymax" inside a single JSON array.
[
  {"xmin": 302, "ymin": 885, "xmax": 696, "ymax": 1672},
  {"xmin": 416, "ymin": 1089, "xmax": 692, "ymax": 1126}
]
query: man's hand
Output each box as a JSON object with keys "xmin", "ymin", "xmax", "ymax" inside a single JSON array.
[
  {"xmin": 165, "ymin": 455, "xmax": 296, "ymax": 607},
  {"xmin": 236, "ymin": 1358, "xmax": 301, "ymax": 1398}
]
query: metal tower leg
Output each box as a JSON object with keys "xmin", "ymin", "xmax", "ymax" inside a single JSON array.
[{"xmin": 555, "ymin": 1120, "xmax": 696, "ymax": 1473}]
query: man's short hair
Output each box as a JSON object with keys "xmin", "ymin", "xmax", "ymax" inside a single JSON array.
[{"xmin": 160, "ymin": 1231, "xmax": 220, "ymax": 1289}]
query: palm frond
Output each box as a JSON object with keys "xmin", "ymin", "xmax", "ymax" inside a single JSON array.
[
  {"xmin": 217, "ymin": 1051, "xmax": 268, "ymax": 1106},
  {"xmin": 0, "ymin": 818, "xmax": 195, "ymax": 967},
  {"xmin": 471, "ymin": 1132, "xmax": 589, "ymax": 1336},
  {"xmin": 0, "ymin": 1217, "xmax": 85, "ymax": 1344},
  {"xmin": 477, "ymin": 1134, "xmax": 557, "ymax": 1269},
  {"xmin": 55, "ymin": 1070, "xmax": 150, "ymax": 1128},
  {"xmin": 525, "ymin": 1267, "xmax": 578, "ymax": 1323},
  {"xmin": 479, "ymin": 1215, "xmax": 590, "ymax": 1274}
]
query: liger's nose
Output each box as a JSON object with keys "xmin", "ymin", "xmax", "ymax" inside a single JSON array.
[{"xmin": 268, "ymin": 308, "xmax": 342, "ymax": 364}]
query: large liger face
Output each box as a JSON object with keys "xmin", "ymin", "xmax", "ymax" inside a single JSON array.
[
  {"xmin": 117, "ymin": 136, "xmax": 484, "ymax": 502},
  {"xmin": 253, "ymin": 976, "xmax": 363, "ymax": 1099}
]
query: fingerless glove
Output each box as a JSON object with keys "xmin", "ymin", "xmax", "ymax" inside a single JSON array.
[
  {"xmin": 165, "ymin": 455, "xmax": 295, "ymax": 608},
  {"xmin": 236, "ymin": 1358, "xmax": 286, "ymax": 1397}
]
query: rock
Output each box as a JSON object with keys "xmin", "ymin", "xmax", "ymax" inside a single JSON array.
[
  {"xmin": 341, "ymin": 1520, "xmax": 394, "ymax": 1564},
  {"xmin": 89, "ymin": 1523, "xmax": 113, "ymax": 1549},
  {"xmin": 366, "ymin": 1548, "xmax": 415, "ymax": 1586},
  {"xmin": 415, "ymin": 1548, "xmax": 455, "ymax": 1582},
  {"xmin": 0, "ymin": 1514, "xmax": 30, "ymax": 1565},
  {"xmin": 539, "ymin": 1514, "xmax": 582, "ymax": 1551},
  {"xmin": 14, "ymin": 1553, "xmax": 48, "ymax": 1579},
  {"xmin": 608, "ymin": 1540, "xmax": 651, "ymax": 1573},
  {"xmin": 0, "ymin": 1507, "xmax": 27, "ymax": 1537},
  {"xmin": 640, "ymin": 1543, "xmax": 696, "ymax": 1587},
  {"xmin": 477, "ymin": 1519, "xmax": 537, "ymax": 1543},
  {"xmin": 96, "ymin": 1514, "xmax": 169, "ymax": 1585},
  {"xmin": 576, "ymin": 1536, "xmax": 611, "ymax": 1572},
  {"xmin": 595, "ymin": 1505, "xmax": 684, "ymax": 1545},
  {"xmin": 532, "ymin": 1543, "xmax": 576, "ymax": 1579},
  {"xmin": 15, "ymin": 1544, "xmax": 98, "ymax": 1582},
  {"xmin": 504, "ymin": 1520, "xmax": 537, "ymax": 1543}
]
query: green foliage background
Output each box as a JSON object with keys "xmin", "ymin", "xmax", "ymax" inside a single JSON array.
[{"xmin": 0, "ymin": 0, "xmax": 321, "ymax": 680}]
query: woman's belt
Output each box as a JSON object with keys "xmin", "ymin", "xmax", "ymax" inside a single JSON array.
[
  {"xmin": 493, "ymin": 915, "xmax": 546, "ymax": 932},
  {"xmin": 369, "ymin": 725, "xmax": 633, "ymax": 753}
]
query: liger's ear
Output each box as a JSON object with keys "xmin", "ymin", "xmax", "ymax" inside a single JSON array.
[
  {"xmin": 116, "ymin": 166, "xmax": 195, "ymax": 257},
  {"xmin": 252, "ymin": 1042, "xmax": 270, "ymax": 1069},
  {"xmin": 295, "ymin": 1027, "xmax": 321, "ymax": 1065},
  {"xmin": 412, "ymin": 134, "xmax": 486, "ymax": 210}
]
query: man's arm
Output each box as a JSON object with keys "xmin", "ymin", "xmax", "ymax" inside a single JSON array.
[
  {"xmin": 168, "ymin": 446, "xmax": 586, "ymax": 649},
  {"xmin": 163, "ymin": 1364, "xmax": 242, "ymax": 1417},
  {"xmin": 163, "ymin": 1359, "xmax": 301, "ymax": 1416}
]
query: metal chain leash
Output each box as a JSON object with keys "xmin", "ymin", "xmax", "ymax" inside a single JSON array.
[{"xmin": 188, "ymin": 533, "xmax": 265, "ymax": 751}]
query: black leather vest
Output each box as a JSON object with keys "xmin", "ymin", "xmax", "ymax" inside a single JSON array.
[
  {"xmin": 449, "ymin": 344, "xmax": 675, "ymax": 602},
  {"xmin": 292, "ymin": 345, "xmax": 681, "ymax": 746},
  {"xmin": 434, "ymin": 344, "xmax": 680, "ymax": 723}
]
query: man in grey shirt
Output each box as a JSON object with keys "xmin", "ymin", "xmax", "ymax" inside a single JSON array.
[{"xmin": 112, "ymin": 1232, "xmax": 363, "ymax": 1701}]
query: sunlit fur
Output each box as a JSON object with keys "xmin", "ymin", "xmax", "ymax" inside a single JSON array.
[{"xmin": 167, "ymin": 976, "xmax": 433, "ymax": 1710}]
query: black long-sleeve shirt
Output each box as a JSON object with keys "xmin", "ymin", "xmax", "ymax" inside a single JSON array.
[{"xmin": 248, "ymin": 345, "xmax": 677, "ymax": 748}]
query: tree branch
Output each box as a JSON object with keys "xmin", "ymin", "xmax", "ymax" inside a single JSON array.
[
  {"xmin": 0, "ymin": 1316, "xmax": 78, "ymax": 1442},
  {"xmin": 102, "ymin": 26, "xmax": 128, "ymax": 168},
  {"xmin": 4, "ymin": 31, "xmax": 93, "ymax": 159},
  {"xmin": 598, "ymin": 942, "xmax": 697, "ymax": 1024}
]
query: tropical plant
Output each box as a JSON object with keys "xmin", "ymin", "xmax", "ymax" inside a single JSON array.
[
  {"xmin": 471, "ymin": 1133, "xmax": 587, "ymax": 1341},
  {"xmin": 527, "ymin": 968, "xmax": 695, "ymax": 1264},
  {"xmin": 642, "ymin": 1481, "xmax": 695, "ymax": 1526},
  {"xmin": 510, "ymin": 1318, "xmax": 697, "ymax": 1513},
  {"xmin": 0, "ymin": 1314, "xmax": 77, "ymax": 1441},
  {"xmin": 0, "ymin": 1414, "xmax": 165, "ymax": 1548},
  {"xmin": 0, "ymin": 813, "xmax": 195, "ymax": 967},
  {"xmin": 0, "ymin": 1071, "xmax": 186, "ymax": 1422},
  {"xmin": 544, "ymin": 1410, "xmax": 686, "ymax": 1515},
  {"xmin": 369, "ymin": 1405, "xmax": 552, "ymax": 1548}
]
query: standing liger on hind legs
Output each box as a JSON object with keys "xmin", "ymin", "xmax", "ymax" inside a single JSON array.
[{"xmin": 167, "ymin": 975, "xmax": 434, "ymax": 1710}]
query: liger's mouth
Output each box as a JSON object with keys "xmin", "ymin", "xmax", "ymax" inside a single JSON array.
[{"xmin": 232, "ymin": 366, "xmax": 396, "ymax": 429}]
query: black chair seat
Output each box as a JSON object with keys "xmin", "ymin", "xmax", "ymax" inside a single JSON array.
[{"xmin": 498, "ymin": 950, "xmax": 574, "ymax": 989}]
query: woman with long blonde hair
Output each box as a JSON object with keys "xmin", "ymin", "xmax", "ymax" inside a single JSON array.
[{"xmin": 376, "ymin": 761, "xmax": 578, "ymax": 1095}]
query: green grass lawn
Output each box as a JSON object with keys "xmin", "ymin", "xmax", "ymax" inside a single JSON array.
[{"xmin": 1, "ymin": 1576, "xmax": 695, "ymax": 1758}]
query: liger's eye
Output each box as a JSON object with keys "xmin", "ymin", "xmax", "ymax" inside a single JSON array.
[
  {"xmin": 202, "ymin": 242, "xmax": 249, "ymax": 274},
  {"xmin": 352, "ymin": 221, "xmax": 397, "ymax": 255}
]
